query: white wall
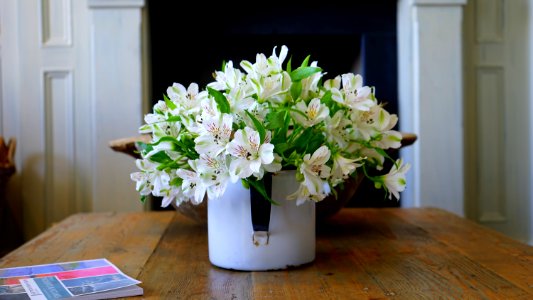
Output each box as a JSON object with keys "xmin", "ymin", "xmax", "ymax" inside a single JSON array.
[{"xmin": 398, "ymin": 0, "xmax": 467, "ymax": 216}]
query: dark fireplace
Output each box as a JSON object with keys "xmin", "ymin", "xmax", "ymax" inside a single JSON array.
[{"xmin": 147, "ymin": 1, "xmax": 399, "ymax": 208}]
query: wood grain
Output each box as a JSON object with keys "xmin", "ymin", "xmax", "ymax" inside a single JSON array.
[
  {"xmin": 0, "ymin": 211, "xmax": 174, "ymax": 277},
  {"xmin": 1, "ymin": 208, "xmax": 531, "ymax": 299}
]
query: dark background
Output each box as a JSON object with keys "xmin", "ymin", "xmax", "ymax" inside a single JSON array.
[{"xmin": 147, "ymin": 1, "xmax": 399, "ymax": 208}]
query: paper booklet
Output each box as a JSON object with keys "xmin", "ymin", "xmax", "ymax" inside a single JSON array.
[{"xmin": 0, "ymin": 258, "xmax": 143, "ymax": 299}]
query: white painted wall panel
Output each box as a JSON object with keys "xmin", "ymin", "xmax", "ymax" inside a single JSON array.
[
  {"xmin": 476, "ymin": 67, "xmax": 505, "ymax": 222},
  {"xmin": 411, "ymin": 5, "xmax": 465, "ymax": 215},
  {"xmin": 500, "ymin": 0, "xmax": 531, "ymax": 242},
  {"xmin": 41, "ymin": 0, "xmax": 72, "ymax": 46},
  {"xmin": 43, "ymin": 70, "xmax": 74, "ymax": 223},
  {"xmin": 90, "ymin": 8, "xmax": 144, "ymax": 212},
  {"xmin": 475, "ymin": 0, "xmax": 503, "ymax": 42}
]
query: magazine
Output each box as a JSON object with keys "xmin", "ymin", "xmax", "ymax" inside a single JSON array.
[{"xmin": 0, "ymin": 259, "xmax": 143, "ymax": 299}]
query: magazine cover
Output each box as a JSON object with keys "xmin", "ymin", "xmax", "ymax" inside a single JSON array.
[{"xmin": 0, "ymin": 259, "xmax": 142, "ymax": 299}]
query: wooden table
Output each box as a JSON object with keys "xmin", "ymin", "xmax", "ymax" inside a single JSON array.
[{"xmin": 1, "ymin": 208, "xmax": 532, "ymax": 299}]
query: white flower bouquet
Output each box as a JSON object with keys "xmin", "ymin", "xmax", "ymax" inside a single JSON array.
[{"xmin": 131, "ymin": 46, "xmax": 410, "ymax": 207}]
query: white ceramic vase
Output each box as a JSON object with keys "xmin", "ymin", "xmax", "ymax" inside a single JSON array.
[{"xmin": 208, "ymin": 170, "xmax": 316, "ymax": 271}]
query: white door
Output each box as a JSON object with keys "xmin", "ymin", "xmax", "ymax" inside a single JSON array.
[
  {"xmin": 464, "ymin": 0, "xmax": 532, "ymax": 243},
  {"xmin": 0, "ymin": 0, "xmax": 145, "ymax": 239}
]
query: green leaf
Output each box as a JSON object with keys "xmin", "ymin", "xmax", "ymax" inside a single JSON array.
[
  {"xmin": 136, "ymin": 142, "xmax": 152, "ymax": 154},
  {"xmin": 207, "ymin": 87, "xmax": 230, "ymax": 114},
  {"xmin": 170, "ymin": 177, "xmax": 183, "ymax": 187},
  {"xmin": 290, "ymin": 67, "xmax": 322, "ymax": 82},
  {"xmin": 274, "ymin": 142, "xmax": 289, "ymax": 154},
  {"xmin": 293, "ymin": 127, "xmax": 314, "ymax": 153},
  {"xmin": 286, "ymin": 56, "xmax": 292, "ymax": 73},
  {"xmin": 247, "ymin": 178, "xmax": 279, "ymax": 205},
  {"xmin": 163, "ymin": 94, "xmax": 177, "ymax": 110},
  {"xmin": 241, "ymin": 179, "xmax": 250, "ymax": 189},
  {"xmin": 149, "ymin": 151, "xmax": 172, "ymax": 164},
  {"xmin": 271, "ymin": 112, "xmax": 290, "ymax": 146},
  {"xmin": 321, "ymin": 90, "xmax": 333, "ymax": 106},
  {"xmin": 301, "ymin": 55, "xmax": 310, "ymax": 68},
  {"xmin": 150, "ymin": 136, "xmax": 178, "ymax": 146},
  {"xmin": 321, "ymin": 90, "xmax": 343, "ymax": 116},
  {"xmin": 157, "ymin": 161, "xmax": 181, "ymax": 171},
  {"xmin": 245, "ymin": 111, "xmax": 266, "ymax": 144},
  {"xmin": 265, "ymin": 111, "xmax": 286, "ymax": 130},
  {"xmin": 287, "ymin": 126, "xmax": 303, "ymax": 144},
  {"xmin": 290, "ymin": 81, "xmax": 302, "ymax": 100},
  {"xmin": 174, "ymin": 135, "xmax": 199, "ymax": 160},
  {"xmin": 374, "ymin": 147, "xmax": 395, "ymax": 164},
  {"xmin": 287, "ymin": 106, "xmax": 309, "ymax": 120},
  {"xmin": 306, "ymin": 132, "xmax": 325, "ymax": 154},
  {"xmin": 166, "ymin": 115, "xmax": 181, "ymax": 122},
  {"xmin": 140, "ymin": 195, "xmax": 147, "ymax": 203}
]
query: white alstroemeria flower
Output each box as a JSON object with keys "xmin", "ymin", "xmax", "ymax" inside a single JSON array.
[
  {"xmin": 197, "ymin": 154, "xmax": 231, "ymax": 199},
  {"xmin": 194, "ymin": 113, "xmax": 233, "ymax": 155},
  {"xmin": 176, "ymin": 160, "xmax": 207, "ymax": 205},
  {"xmin": 208, "ymin": 61, "xmax": 246, "ymax": 91},
  {"xmin": 141, "ymin": 101, "xmax": 184, "ymax": 140},
  {"xmin": 341, "ymin": 73, "xmax": 376, "ymax": 111},
  {"xmin": 346, "ymin": 143, "xmax": 386, "ymax": 171},
  {"xmin": 143, "ymin": 138, "xmax": 176, "ymax": 159},
  {"xmin": 299, "ymin": 146, "xmax": 331, "ymax": 195},
  {"xmin": 377, "ymin": 159, "xmax": 411, "ymax": 200},
  {"xmin": 324, "ymin": 75, "xmax": 341, "ymax": 90},
  {"xmin": 160, "ymin": 186, "xmax": 184, "ymax": 208},
  {"xmin": 351, "ymin": 105, "xmax": 396, "ymax": 141},
  {"xmin": 263, "ymin": 153, "xmax": 282, "ymax": 172},
  {"xmin": 300, "ymin": 61, "xmax": 323, "ymax": 100},
  {"xmin": 183, "ymin": 97, "xmax": 222, "ymax": 134},
  {"xmin": 130, "ymin": 159, "xmax": 159, "ymax": 196},
  {"xmin": 287, "ymin": 182, "xmax": 330, "ymax": 205},
  {"xmin": 226, "ymin": 85, "xmax": 256, "ymax": 116},
  {"xmin": 241, "ymin": 46, "xmax": 291, "ymax": 103},
  {"xmin": 323, "ymin": 75, "xmax": 345, "ymax": 105},
  {"xmin": 130, "ymin": 171, "xmax": 151, "ymax": 196},
  {"xmin": 291, "ymin": 98, "xmax": 330, "ymax": 127},
  {"xmin": 167, "ymin": 82, "xmax": 207, "ymax": 115},
  {"xmin": 143, "ymin": 113, "xmax": 166, "ymax": 125},
  {"xmin": 324, "ymin": 110, "xmax": 350, "ymax": 148},
  {"xmin": 373, "ymin": 130, "xmax": 402, "ymax": 150},
  {"xmin": 240, "ymin": 102, "xmax": 269, "ymax": 128},
  {"xmin": 139, "ymin": 107, "xmax": 178, "ymax": 140},
  {"xmin": 200, "ymin": 97, "xmax": 220, "ymax": 120},
  {"xmin": 331, "ymin": 154, "xmax": 363, "ymax": 184},
  {"xmin": 241, "ymin": 45, "xmax": 288, "ymax": 78},
  {"xmin": 270, "ymin": 45, "xmax": 289, "ymax": 71},
  {"xmin": 252, "ymin": 152, "xmax": 283, "ymax": 180},
  {"xmin": 247, "ymin": 72, "xmax": 291, "ymax": 104},
  {"xmin": 131, "ymin": 159, "xmax": 172, "ymax": 198},
  {"xmin": 226, "ymin": 127, "xmax": 275, "ymax": 181}
]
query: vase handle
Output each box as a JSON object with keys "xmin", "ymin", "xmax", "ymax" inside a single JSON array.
[{"xmin": 250, "ymin": 173, "xmax": 272, "ymax": 246}]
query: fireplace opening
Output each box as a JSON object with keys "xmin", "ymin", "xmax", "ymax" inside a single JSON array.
[{"xmin": 147, "ymin": 1, "xmax": 399, "ymax": 208}]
